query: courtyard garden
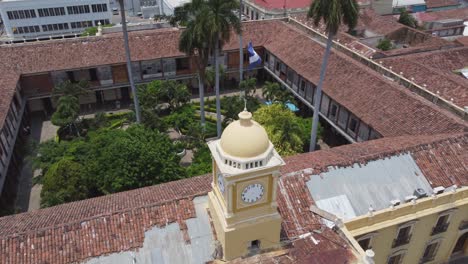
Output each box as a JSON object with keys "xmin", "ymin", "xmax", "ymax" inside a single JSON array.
[{"xmin": 32, "ymin": 78, "xmax": 322, "ymax": 208}]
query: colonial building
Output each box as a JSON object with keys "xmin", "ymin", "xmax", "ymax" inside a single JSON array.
[
  {"xmin": 0, "ymin": 0, "xmax": 112, "ymax": 41},
  {"xmin": 242, "ymin": 0, "xmax": 312, "ymax": 20},
  {"xmin": 0, "ymin": 129, "xmax": 466, "ymax": 263},
  {"xmin": 0, "ymin": 18, "xmax": 466, "ymax": 215}
]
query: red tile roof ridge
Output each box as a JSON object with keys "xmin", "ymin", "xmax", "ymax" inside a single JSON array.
[
  {"xmin": 281, "ymin": 133, "xmax": 468, "ymax": 177},
  {"xmin": 0, "ymin": 174, "xmax": 212, "ymax": 238},
  {"xmin": 276, "ymin": 22, "xmax": 466, "ymax": 132},
  {"xmin": 426, "ymin": 0, "xmax": 460, "ymax": 9}
]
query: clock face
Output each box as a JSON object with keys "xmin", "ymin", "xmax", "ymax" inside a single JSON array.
[
  {"xmin": 241, "ymin": 183, "xmax": 264, "ymax": 203},
  {"xmin": 217, "ymin": 173, "xmax": 225, "ymax": 193}
]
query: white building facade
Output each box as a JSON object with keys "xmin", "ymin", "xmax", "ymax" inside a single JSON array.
[{"xmin": 0, "ymin": 0, "xmax": 112, "ymax": 40}]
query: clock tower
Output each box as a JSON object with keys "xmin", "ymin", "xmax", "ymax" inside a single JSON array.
[{"xmin": 207, "ymin": 109, "xmax": 285, "ymax": 261}]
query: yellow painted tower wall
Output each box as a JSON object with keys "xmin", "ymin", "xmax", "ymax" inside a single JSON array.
[{"xmin": 346, "ymin": 187, "xmax": 468, "ymax": 264}]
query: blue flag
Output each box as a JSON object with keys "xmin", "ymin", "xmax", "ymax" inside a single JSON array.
[{"xmin": 247, "ymin": 41, "xmax": 262, "ymax": 68}]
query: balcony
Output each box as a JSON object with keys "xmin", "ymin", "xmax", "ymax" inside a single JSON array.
[
  {"xmin": 432, "ymin": 223, "xmax": 449, "ymax": 236},
  {"xmin": 392, "ymin": 236, "xmax": 411, "ymax": 248}
]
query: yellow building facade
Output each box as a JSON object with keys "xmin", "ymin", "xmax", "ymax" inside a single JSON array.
[
  {"xmin": 207, "ymin": 110, "xmax": 285, "ymax": 261},
  {"xmin": 345, "ymin": 187, "xmax": 468, "ymax": 264}
]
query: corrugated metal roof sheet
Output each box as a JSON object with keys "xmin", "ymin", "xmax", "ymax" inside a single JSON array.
[
  {"xmin": 85, "ymin": 196, "xmax": 214, "ymax": 264},
  {"xmin": 307, "ymin": 153, "xmax": 433, "ymax": 218}
]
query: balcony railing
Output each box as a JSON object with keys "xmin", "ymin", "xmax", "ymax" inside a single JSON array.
[
  {"xmin": 431, "ymin": 223, "xmax": 449, "ymax": 236},
  {"xmin": 392, "ymin": 236, "xmax": 411, "ymax": 248}
]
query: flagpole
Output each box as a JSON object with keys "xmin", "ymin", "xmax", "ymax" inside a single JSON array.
[{"xmin": 239, "ymin": 0, "xmax": 244, "ymax": 87}]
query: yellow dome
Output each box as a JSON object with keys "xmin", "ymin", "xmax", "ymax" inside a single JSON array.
[{"xmin": 220, "ymin": 110, "xmax": 270, "ymax": 158}]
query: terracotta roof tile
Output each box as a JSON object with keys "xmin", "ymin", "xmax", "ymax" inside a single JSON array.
[
  {"xmin": 426, "ymin": 0, "xmax": 460, "ymax": 9},
  {"xmin": 262, "ymin": 22, "xmax": 466, "ymax": 137},
  {"xmin": 0, "ymin": 133, "xmax": 466, "ymax": 263},
  {"xmin": 381, "ymin": 47, "xmax": 468, "ymax": 108},
  {"xmin": 0, "ymin": 20, "xmax": 465, "ymax": 137}
]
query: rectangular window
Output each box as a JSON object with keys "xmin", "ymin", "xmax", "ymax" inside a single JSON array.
[
  {"xmin": 320, "ymin": 94, "xmax": 330, "ymax": 115},
  {"xmin": 329, "ymin": 102, "xmax": 338, "ymax": 121},
  {"xmin": 348, "ymin": 115, "xmax": 359, "ymax": 135},
  {"xmin": 393, "ymin": 225, "xmax": 412, "ymax": 248},
  {"xmin": 369, "ymin": 129, "xmax": 380, "ymax": 140},
  {"xmin": 358, "ymin": 238, "xmax": 371, "ymax": 251},
  {"xmin": 357, "ymin": 122, "xmax": 370, "ymax": 141},
  {"xmin": 388, "ymin": 253, "xmax": 404, "ymax": 264},
  {"xmin": 422, "ymin": 242, "xmax": 439, "ymax": 262},
  {"xmin": 432, "ymin": 214, "xmax": 450, "ymax": 235},
  {"xmin": 141, "ymin": 59, "xmax": 163, "ymax": 78},
  {"xmin": 176, "ymin": 58, "xmax": 190, "ymax": 71},
  {"xmin": 286, "ymin": 68, "xmax": 294, "ymax": 85},
  {"xmin": 337, "ymin": 107, "xmax": 349, "ymax": 129}
]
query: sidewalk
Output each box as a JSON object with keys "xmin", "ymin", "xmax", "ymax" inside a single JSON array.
[{"xmin": 15, "ymin": 113, "xmax": 59, "ymax": 212}]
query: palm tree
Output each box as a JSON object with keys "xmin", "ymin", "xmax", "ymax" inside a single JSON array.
[
  {"xmin": 205, "ymin": 65, "xmax": 225, "ymax": 92},
  {"xmin": 199, "ymin": 0, "xmax": 241, "ymax": 137},
  {"xmin": 177, "ymin": 0, "xmax": 210, "ymax": 127},
  {"xmin": 262, "ymin": 81, "xmax": 280, "ymax": 102},
  {"xmin": 307, "ymin": 0, "xmax": 358, "ymax": 151},
  {"xmin": 239, "ymin": 77, "xmax": 257, "ymax": 98},
  {"xmin": 118, "ymin": 0, "xmax": 141, "ymax": 123},
  {"xmin": 274, "ymin": 117, "xmax": 303, "ymax": 151},
  {"xmin": 52, "ymin": 80, "xmax": 88, "ymax": 99},
  {"xmin": 51, "ymin": 95, "xmax": 80, "ymax": 136}
]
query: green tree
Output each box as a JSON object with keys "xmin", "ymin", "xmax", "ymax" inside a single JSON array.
[
  {"xmin": 52, "ymin": 80, "xmax": 89, "ymax": 99},
  {"xmin": 140, "ymin": 108, "xmax": 167, "ymax": 132},
  {"xmin": 262, "ymin": 81, "xmax": 294, "ymax": 104},
  {"xmin": 203, "ymin": 0, "xmax": 241, "ymax": 137},
  {"xmin": 307, "ymin": 0, "xmax": 358, "ymax": 151},
  {"xmin": 52, "ymin": 80, "xmax": 90, "ymax": 136},
  {"xmin": 140, "ymin": 80, "xmax": 190, "ymax": 111},
  {"xmin": 239, "ymin": 77, "xmax": 257, "ymax": 98},
  {"xmin": 163, "ymin": 80, "xmax": 191, "ymax": 111},
  {"xmin": 86, "ymin": 126, "xmax": 186, "ymax": 194},
  {"xmin": 221, "ymin": 95, "xmax": 260, "ymax": 126},
  {"xmin": 51, "ymin": 95, "xmax": 80, "ymax": 134},
  {"xmin": 34, "ymin": 125, "xmax": 188, "ymax": 207},
  {"xmin": 254, "ymin": 104, "xmax": 320, "ymax": 156},
  {"xmin": 32, "ymin": 140, "xmax": 71, "ymax": 179},
  {"xmin": 398, "ymin": 8, "xmax": 417, "ymax": 28},
  {"xmin": 205, "ymin": 65, "xmax": 226, "ymax": 92},
  {"xmin": 377, "ymin": 38, "xmax": 393, "ymax": 51},
  {"xmin": 41, "ymin": 159, "xmax": 88, "ymax": 207},
  {"xmin": 164, "ymin": 105, "xmax": 196, "ymax": 133},
  {"xmin": 262, "ymin": 81, "xmax": 281, "ymax": 103},
  {"xmin": 176, "ymin": 0, "xmax": 210, "ymax": 127},
  {"xmin": 137, "ymin": 82, "xmax": 162, "ymax": 111},
  {"xmin": 186, "ymin": 145, "xmax": 212, "ymax": 176}
]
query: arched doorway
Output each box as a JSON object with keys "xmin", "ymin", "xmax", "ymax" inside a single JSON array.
[{"xmin": 452, "ymin": 232, "xmax": 468, "ymax": 257}]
